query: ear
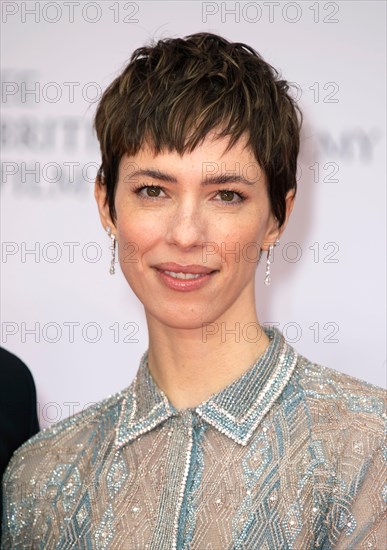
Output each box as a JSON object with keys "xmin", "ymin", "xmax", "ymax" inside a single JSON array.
[
  {"xmin": 262, "ymin": 189, "xmax": 295, "ymax": 249},
  {"xmin": 94, "ymin": 176, "xmax": 116, "ymax": 234}
]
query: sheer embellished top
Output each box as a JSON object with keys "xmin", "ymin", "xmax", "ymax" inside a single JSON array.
[{"xmin": 1, "ymin": 326, "xmax": 386, "ymax": 549}]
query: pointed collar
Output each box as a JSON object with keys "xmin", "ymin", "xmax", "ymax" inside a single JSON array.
[{"xmin": 115, "ymin": 326, "xmax": 299, "ymax": 449}]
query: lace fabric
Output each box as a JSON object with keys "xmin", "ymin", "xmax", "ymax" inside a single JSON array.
[{"xmin": 1, "ymin": 326, "xmax": 386, "ymax": 549}]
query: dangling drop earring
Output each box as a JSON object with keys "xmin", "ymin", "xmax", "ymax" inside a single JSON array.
[
  {"xmin": 106, "ymin": 227, "xmax": 116, "ymax": 275},
  {"xmin": 264, "ymin": 239, "xmax": 280, "ymax": 286}
]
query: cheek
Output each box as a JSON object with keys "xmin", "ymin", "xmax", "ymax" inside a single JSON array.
[
  {"xmin": 222, "ymin": 218, "xmax": 266, "ymax": 250},
  {"xmin": 219, "ymin": 219, "xmax": 267, "ymax": 268},
  {"xmin": 115, "ymin": 206, "xmax": 163, "ymax": 252},
  {"xmin": 117, "ymin": 229, "xmax": 156, "ymax": 270}
]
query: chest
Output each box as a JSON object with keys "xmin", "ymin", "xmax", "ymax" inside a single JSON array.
[{"xmin": 38, "ymin": 419, "xmax": 342, "ymax": 549}]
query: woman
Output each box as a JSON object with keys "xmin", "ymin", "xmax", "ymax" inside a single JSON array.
[{"xmin": 1, "ymin": 32, "xmax": 385, "ymax": 549}]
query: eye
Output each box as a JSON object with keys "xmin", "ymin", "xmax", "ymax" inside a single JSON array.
[
  {"xmin": 133, "ymin": 185, "xmax": 166, "ymax": 199},
  {"xmin": 132, "ymin": 184, "xmax": 246, "ymax": 206},
  {"xmin": 215, "ymin": 190, "xmax": 246, "ymax": 205}
]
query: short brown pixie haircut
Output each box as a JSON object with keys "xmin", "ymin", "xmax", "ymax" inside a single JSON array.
[{"xmin": 93, "ymin": 32, "xmax": 302, "ymax": 228}]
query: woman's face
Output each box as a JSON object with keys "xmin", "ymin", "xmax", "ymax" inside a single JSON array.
[{"xmin": 95, "ymin": 132, "xmax": 292, "ymax": 330}]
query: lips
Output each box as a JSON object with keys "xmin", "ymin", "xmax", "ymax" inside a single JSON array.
[
  {"xmin": 163, "ymin": 271, "xmax": 204, "ymax": 280},
  {"xmin": 154, "ymin": 266, "xmax": 217, "ymax": 292},
  {"xmin": 153, "ymin": 262, "xmax": 217, "ymax": 275}
]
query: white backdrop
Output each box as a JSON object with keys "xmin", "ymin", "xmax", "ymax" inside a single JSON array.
[{"xmin": 1, "ymin": 1, "xmax": 386, "ymax": 428}]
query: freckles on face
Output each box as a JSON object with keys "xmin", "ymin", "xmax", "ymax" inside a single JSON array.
[{"xmin": 111, "ymin": 134, "xmax": 274, "ymax": 325}]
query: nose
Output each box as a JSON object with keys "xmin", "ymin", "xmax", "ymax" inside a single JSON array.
[{"xmin": 165, "ymin": 198, "xmax": 206, "ymax": 250}]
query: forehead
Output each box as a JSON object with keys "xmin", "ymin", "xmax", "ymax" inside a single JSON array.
[
  {"xmin": 119, "ymin": 136, "xmax": 266, "ymax": 190},
  {"xmin": 119, "ymin": 131, "xmax": 263, "ymax": 182}
]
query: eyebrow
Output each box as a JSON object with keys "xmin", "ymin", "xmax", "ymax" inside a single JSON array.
[{"xmin": 127, "ymin": 168, "xmax": 256, "ymax": 186}]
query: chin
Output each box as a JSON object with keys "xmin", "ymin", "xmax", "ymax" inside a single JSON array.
[{"xmin": 146, "ymin": 307, "xmax": 219, "ymax": 331}]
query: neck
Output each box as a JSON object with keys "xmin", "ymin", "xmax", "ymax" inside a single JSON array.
[{"xmin": 145, "ymin": 302, "xmax": 270, "ymax": 410}]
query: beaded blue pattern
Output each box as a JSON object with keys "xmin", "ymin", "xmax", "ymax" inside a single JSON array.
[{"xmin": 1, "ymin": 326, "xmax": 386, "ymax": 549}]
